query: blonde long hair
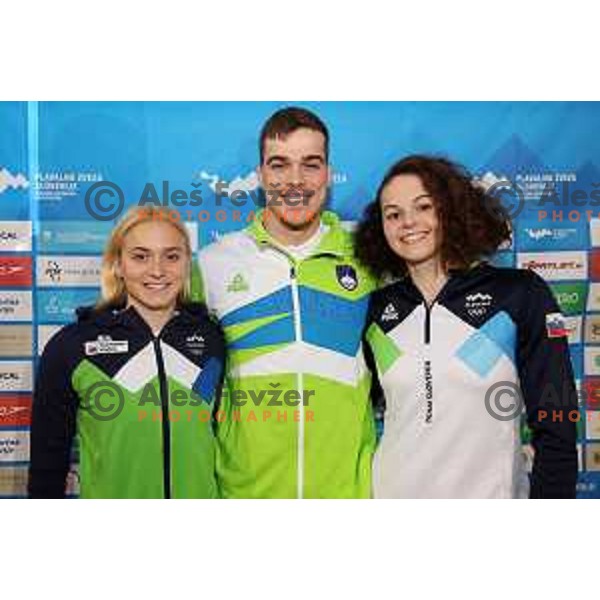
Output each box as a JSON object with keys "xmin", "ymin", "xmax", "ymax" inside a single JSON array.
[{"xmin": 97, "ymin": 206, "xmax": 192, "ymax": 309}]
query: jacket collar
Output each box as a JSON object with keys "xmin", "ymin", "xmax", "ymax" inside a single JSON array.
[
  {"xmin": 246, "ymin": 209, "xmax": 351, "ymax": 258},
  {"xmin": 77, "ymin": 300, "xmax": 209, "ymax": 330},
  {"xmin": 400, "ymin": 261, "xmax": 492, "ymax": 302}
]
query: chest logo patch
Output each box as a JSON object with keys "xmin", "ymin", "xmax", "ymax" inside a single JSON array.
[
  {"xmin": 381, "ymin": 303, "xmax": 399, "ymax": 322},
  {"xmin": 465, "ymin": 292, "xmax": 493, "ymax": 318},
  {"xmin": 85, "ymin": 335, "xmax": 129, "ymax": 356},
  {"xmin": 186, "ymin": 333, "xmax": 206, "ymax": 356},
  {"xmin": 227, "ymin": 273, "xmax": 249, "ymax": 293},
  {"xmin": 336, "ymin": 265, "xmax": 358, "ymax": 291}
]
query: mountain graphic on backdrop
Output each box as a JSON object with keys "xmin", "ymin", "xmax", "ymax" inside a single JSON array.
[
  {"xmin": 574, "ymin": 160, "xmax": 600, "ymax": 192},
  {"xmin": 479, "ymin": 134, "xmax": 545, "ymax": 177},
  {"xmin": 333, "ymin": 183, "xmax": 373, "ymax": 221},
  {"xmin": 550, "ymin": 159, "xmax": 600, "ymax": 210}
]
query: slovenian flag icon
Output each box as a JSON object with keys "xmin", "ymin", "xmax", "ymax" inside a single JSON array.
[{"xmin": 545, "ymin": 312, "xmax": 569, "ymax": 338}]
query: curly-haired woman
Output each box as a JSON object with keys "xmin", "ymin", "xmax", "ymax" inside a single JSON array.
[{"xmin": 356, "ymin": 155, "xmax": 578, "ymax": 499}]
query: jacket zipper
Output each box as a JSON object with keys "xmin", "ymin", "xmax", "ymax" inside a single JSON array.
[
  {"xmin": 424, "ymin": 303, "xmax": 432, "ymax": 344},
  {"xmin": 152, "ymin": 335, "xmax": 171, "ymax": 499},
  {"xmin": 289, "ymin": 264, "xmax": 305, "ymax": 499}
]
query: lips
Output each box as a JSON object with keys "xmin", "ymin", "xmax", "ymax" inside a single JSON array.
[
  {"xmin": 282, "ymin": 188, "xmax": 314, "ymax": 203},
  {"xmin": 143, "ymin": 283, "xmax": 171, "ymax": 291},
  {"xmin": 401, "ymin": 232, "xmax": 429, "ymax": 244}
]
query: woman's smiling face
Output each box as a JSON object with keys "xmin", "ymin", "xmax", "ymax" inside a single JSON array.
[{"xmin": 381, "ymin": 173, "xmax": 443, "ymax": 268}]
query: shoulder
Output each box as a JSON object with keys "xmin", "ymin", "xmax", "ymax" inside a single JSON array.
[
  {"xmin": 38, "ymin": 317, "xmax": 93, "ymax": 369},
  {"xmin": 481, "ymin": 264, "xmax": 550, "ymax": 294},
  {"xmin": 198, "ymin": 229, "xmax": 254, "ymax": 265},
  {"xmin": 366, "ymin": 279, "xmax": 408, "ymax": 320}
]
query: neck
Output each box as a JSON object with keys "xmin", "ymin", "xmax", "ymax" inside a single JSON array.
[
  {"xmin": 262, "ymin": 209, "xmax": 322, "ymax": 247},
  {"xmin": 127, "ymin": 299, "xmax": 176, "ymax": 336},
  {"xmin": 407, "ymin": 258, "xmax": 448, "ymax": 305}
]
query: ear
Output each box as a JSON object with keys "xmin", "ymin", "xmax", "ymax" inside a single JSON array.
[
  {"xmin": 114, "ymin": 260, "xmax": 123, "ymax": 280},
  {"xmin": 256, "ymin": 164, "xmax": 264, "ymax": 189}
]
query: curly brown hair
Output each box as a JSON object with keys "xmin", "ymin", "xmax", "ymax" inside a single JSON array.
[{"xmin": 354, "ymin": 155, "xmax": 512, "ymax": 279}]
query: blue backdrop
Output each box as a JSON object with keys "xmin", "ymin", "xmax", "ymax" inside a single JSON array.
[{"xmin": 1, "ymin": 101, "xmax": 599, "ymax": 498}]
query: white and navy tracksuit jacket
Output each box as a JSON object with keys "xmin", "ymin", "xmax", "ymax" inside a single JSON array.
[{"xmin": 365, "ymin": 263, "xmax": 578, "ymax": 499}]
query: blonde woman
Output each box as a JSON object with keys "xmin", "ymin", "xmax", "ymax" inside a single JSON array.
[{"xmin": 29, "ymin": 207, "xmax": 225, "ymax": 498}]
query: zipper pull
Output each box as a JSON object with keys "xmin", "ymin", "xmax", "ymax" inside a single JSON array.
[{"xmin": 290, "ymin": 266, "xmax": 296, "ymax": 279}]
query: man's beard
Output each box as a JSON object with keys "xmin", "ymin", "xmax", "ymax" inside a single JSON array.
[{"xmin": 267, "ymin": 204, "xmax": 319, "ymax": 230}]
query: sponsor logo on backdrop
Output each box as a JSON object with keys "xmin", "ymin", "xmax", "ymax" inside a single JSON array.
[
  {"xmin": 585, "ymin": 347, "xmax": 600, "ymax": 377},
  {"xmin": 0, "ymin": 326, "xmax": 32, "ymax": 357},
  {"xmin": 0, "ymin": 168, "xmax": 29, "ymax": 195},
  {"xmin": 0, "ymin": 362, "xmax": 33, "ymax": 392},
  {"xmin": 0, "ymin": 221, "xmax": 32, "ymax": 252},
  {"xmin": 39, "ymin": 221, "xmax": 111, "ymax": 254},
  {"xmin": 570, "ymin": 346, "xmax": 584, "ymax": 378},
  {"xmin": 586, "ymin": 443, "xmax": 600, "ymax": 471},
  {"xmin": 585, "ymin": 315, "xmax": 600, "ymax": 344},
  {"xmin": 590, "ymin": 219, "xmax": 600, "ymax": 247},
  {"xmin": 32, "ymin": 171, "xmax": 103, "ymax": 202},
  {"xmin": 0, "ymin": 465, "xmax": 28, "ymax": 496},
  {"xmin": 583, "ymin": 378, "xmax": 600, "ymax": 410},
  {"xmin": 37, "ymin": 289, "xmax": 100, "ymax": 323},
  {"xmin": 515, "ymin": 172, "xmax": 576, "ymax": 202},
  {"xmin": 586, "ymin": 411, "xmax": 600, "ymax": 440},
  {"xmin": 550, "ymin": 282, "xmax": 587, "ymax": 315},
  {"xmin": 517, "ymin": 225, "xmax": 584, "ymax": 251},
  {"xmin": 37, "ymin": 256, "xmax": 102, "ymax": 287},
  {"xmin": 0, "ymin": 430, "xmax": 30, "ymax": 462},
  {"xmin": 0, "ymin": 395, "xmax": 32, "ymax": 427},
  {"xmin": 564, "ymin": 316, "xmax": 583, "ymax": 344},
  {"xmin": 37, "ymin": 325, "xmax": 63, "ymax": 355},
  {"xmin": 0, "ymin": 291, "xmax": 32, "ymax": 321},
  {"xmin": 0, "ymin": 257, "xmax": 32, "ymax": 287},
  {"xmin": 590, "ymin": 249, "xmax": 600, "ymax": 281},
  {"xmin": 517, "ymin": 251, "xmax": 587, "ymax": 281},
  {"xmin": 587, "ymin": 283, "xmax": 600, "ymax": 312},
  {"xmin": 37, "ymin": 221, "xmax": 198, "ymax": 255}
]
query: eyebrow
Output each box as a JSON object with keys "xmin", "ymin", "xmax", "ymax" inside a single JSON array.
[
  {"xmin": 127, "ymin": 246, "xmax": 184, "ymax": 252},
  {"xmin": 382, "ymin": 194, "xmax": 433, "ymax": 209},
  {"xmin": 266, "ymin": 154, "xmax": 325, "ymax": 165}
]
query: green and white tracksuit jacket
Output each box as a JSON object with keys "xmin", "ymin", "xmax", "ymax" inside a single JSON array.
[
  {"xmin": 195, "ymin": 211, "xmax": 378, "ymax": 498},
  {"xmin": 28, "ymin": 303, "xmax": 225, "ymax": 499}
]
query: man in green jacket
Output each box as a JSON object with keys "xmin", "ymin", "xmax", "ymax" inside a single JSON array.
[{"xmin": 195, "ymin": 106, "xmax": 377, "ymax": 498}]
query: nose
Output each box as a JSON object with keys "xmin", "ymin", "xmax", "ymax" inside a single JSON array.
[
  {"xmin": 400, "ymin": 208, "xmax": 417, "ymax": 229},
  {"xmin": 148, "ymin": 255, "xmax": 166, "ymax": 278},
  {"xmin": 288, "ymin": 163, "xmax": 304, "ymax": 187}
]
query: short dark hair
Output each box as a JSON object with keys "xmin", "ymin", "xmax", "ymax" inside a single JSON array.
[
  {"xmin": 354, "ymin": 154, "xmax": 512, "ymax": 280},
  {"xmin": 259, "ymin": 106, "xmax": 329, "ymax": 164}
]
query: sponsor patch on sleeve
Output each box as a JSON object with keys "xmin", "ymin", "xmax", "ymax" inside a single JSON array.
[{"xmin": 546, "ymin": 312, "xmax": 568, "ymax": 338}]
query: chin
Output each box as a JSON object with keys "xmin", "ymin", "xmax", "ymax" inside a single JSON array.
[
  {"xmin": 276, "ymin": 210, "xmax": 315, "ymax": 229},
  {"xmin": 282, "ymin": 219, "xmax": 314, "ymax": 231},
  {"xmin": 139, "ymin": 297, "xmax": 178, "ymax": 311}
]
